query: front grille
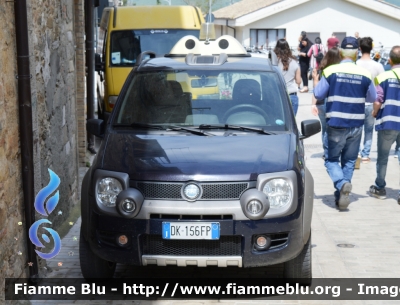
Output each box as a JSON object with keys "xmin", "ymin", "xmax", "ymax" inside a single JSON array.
[
  {"xmin": 201, "ymin": 183, "xmax": 248, "ymax": 199},
  {"xmin": 137, "ymin": 182, "xmax": 182, "ymax": 199},
  {"xmin": 150, "ymin": 214, "xmax": 233, "ymax": 220},
  {"xmin": 141, "ymin": 235, "xmax": 242, "ymax": 256},
  {"xmin": 269, "ymin": 233, "xmax": 289, "ymax": 250},
  {"xmin": 97, "ymin": 230, "xmax": 117, "ymax": 247},
  {"xmin": 134, "ymin": 181, "xmax": 250, "ymax": 200}
]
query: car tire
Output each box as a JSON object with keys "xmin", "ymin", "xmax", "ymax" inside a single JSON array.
[
  {"xmin": 79, "ymin": 228, "xmax": 116, "ymax": 279},
  {"xmin": 283, "ymin": 232, "xmax": 312, "ymax": 285}
]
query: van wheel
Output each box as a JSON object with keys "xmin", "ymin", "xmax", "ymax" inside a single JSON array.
[
  {"xmin": 283, "ymin": 232, "xmax": 312, "ymax": 285},
  {"xmin": 79, "ymin": 228, "xmax": 116, "ymax": 279}
]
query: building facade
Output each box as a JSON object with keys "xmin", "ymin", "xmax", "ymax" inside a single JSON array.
[{"xmin": 214, "ymin": 0, "xmax": 400, "ymax": 50}]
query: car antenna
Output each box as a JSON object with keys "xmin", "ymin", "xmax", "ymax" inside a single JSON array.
[
  {"xmin": 200, "ymin": 0, "xmax": 216, "ymax": 45},
  {"xmin": 206, "ymin": 0, "xmax": 212, "ymax": 44}
]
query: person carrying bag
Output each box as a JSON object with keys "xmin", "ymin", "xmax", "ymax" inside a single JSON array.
[{"xmin": 308, "ymin": 37, "xmax": 326, "ymax": 80}]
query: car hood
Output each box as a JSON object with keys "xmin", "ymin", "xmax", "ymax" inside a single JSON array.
[{"xmin": 101, "ymin": 133, "xmax": 293, "ymax": 181}]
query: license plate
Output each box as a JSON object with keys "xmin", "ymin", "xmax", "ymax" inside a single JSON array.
[{"xmin": 162, "ymin": 222, "xmax": 220, "ymax": 240}]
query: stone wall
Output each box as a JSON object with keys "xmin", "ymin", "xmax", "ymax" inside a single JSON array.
[
  {"xmin": 0, "ymin": 0, "xmax": 28, "ymax": 289},
  {"xmin": 75, "ymin": 0, "xmax": 87, "ymax": 167},
  {"xmin": 0, "ymin": 0, "xmax": 82, "ymax": 290},
  {"xmin": 28, "ymin": 0, "xmax": 80, "ymax": 226}
]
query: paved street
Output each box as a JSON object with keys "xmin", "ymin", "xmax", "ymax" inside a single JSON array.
[{"xmin": 29, "ymin": 90, "xmax": 400, "ymax": 305}]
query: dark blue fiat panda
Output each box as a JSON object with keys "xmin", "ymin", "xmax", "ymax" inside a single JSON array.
[{"xmin": 80, "ymin": 33, "xmax": 320, "ymax": 282}]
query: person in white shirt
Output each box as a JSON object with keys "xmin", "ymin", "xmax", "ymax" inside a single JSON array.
[
  {"xmin": 356, "ymin": 37, "xmax": 385, "ymax": 164},
  {"xmin": 274, "ymin": 39, "xmax": 302, "ymax": 115}
]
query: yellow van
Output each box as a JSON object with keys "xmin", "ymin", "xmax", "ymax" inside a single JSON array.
[
  {"xmin": 167, "ymin": 73, "xmax": 219, "ymax": 100},
  {"xmin": 95, "ymin": 6, "xmax": 205, "ymax": 120}
]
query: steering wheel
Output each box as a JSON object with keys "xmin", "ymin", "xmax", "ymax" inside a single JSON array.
[{"xmin": 222, "ymin": 104, "xmax": 270, "ymax": 124}]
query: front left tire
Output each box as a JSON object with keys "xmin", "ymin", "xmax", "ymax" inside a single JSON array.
[
  {"xmin": 283, "ymin": 232, "xmax": 312, "ymax": 285},
  {"xmin": 79, "ymin": 227, "xmax": 116, "ymax": 279}
]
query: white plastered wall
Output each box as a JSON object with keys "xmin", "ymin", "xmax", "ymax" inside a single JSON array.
[{"xmin": 215, "ymin": 0, "xmax": 400, "ymax": 50}]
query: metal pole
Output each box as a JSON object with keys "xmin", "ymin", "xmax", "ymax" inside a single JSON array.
[
  {"xmin": 85, "ymin": 0, "xmax": 96, "ymax": 153},
  {"xmin": 13, "ymin": 0, "xmax": 39, "ymax": 280}
]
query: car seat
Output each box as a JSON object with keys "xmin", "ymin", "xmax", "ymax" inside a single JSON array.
[{"xmin": 232, "ymin": 79, "xmax": 261, "ymax": 104}]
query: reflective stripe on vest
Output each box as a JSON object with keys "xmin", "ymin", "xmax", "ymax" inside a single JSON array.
[
  {"xmin": 375, "ymin": 68, "xmax": 400, "ymax": 131},
  {"xmin": 323, "ymin": 62, "xmax": 372, "ymax": 128}
]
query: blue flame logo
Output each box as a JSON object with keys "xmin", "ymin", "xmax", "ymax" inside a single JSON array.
[{"xmin": 29, "ymin": 169, "xmax": 62, "ymax": 259}]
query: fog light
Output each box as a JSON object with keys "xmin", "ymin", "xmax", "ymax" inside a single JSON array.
[
  {"xmin": 122, "ymin": 199, "xmax": 136, "ymax": 213},
  {"xmin": 254, "ymin": 235, "xmax": 271, "ymax": 251},
  {"xmin": 247, "ymin": 200, "xmax": 262, "ymax": 214},
  {"xmin": 118, "ymin": 235, "xmax": 128, "ymax": 246},
  {"xmin": 256, "ymin": 236, "xmax": 267, "ymax": 247},
  {"xmin": 240, "ymin": 189, "xmax": 270, "ymax": 220}
]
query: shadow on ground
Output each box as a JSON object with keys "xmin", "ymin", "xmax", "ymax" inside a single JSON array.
[{"xmin": 314, "ymin": 192, "xmax": 370, "ymax": 211}]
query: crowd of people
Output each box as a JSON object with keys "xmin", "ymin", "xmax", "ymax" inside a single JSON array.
[{"xmin": 274, "ymin": 32, "xmax": 400, "ymax": 211}]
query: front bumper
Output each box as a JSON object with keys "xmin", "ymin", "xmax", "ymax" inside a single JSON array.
[{"xmin": 87, "ymin": 205, "xmax": 304, "ymax": 268}]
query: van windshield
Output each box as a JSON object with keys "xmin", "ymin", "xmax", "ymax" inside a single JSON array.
[
  {"xmin": 115, "ymin": 70, "xmax": 290, "ymax": 131},
  {"xmin": 110, "ymin": 30, "xmax": 199, "ymax": 66}
]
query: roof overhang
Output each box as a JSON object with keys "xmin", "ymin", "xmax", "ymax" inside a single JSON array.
[
  {"xmin": 214, "ymin": 0, "xmax": 311, "ymax": 27},
  {"xmin": 214, "ymin": 0, "xmax": 400, "ymax": 27},
  {"xmin": 344, "ymin": 0, "xmax": 400, "ymax": 20}
]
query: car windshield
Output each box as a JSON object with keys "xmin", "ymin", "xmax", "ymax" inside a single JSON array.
[
  {"xmin": 115, "ymin": 70, "xmax": 290, "ymax": 131},
  {"xmin": 110, "ymin": 30, "xmax": 199, "ymax": 66}
]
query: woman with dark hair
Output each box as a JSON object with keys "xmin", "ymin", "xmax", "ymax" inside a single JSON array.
[
  {"xmin": 274, "ymin": 39, "xmax": 302, "ymax": 115},
  {"xmin": 307, "ymin": 36, "xmax": 326, "ymax": 72},
  {"xmin": 298, "ymin": 38, "xmax": 312, "ymax": 92},
  {"xmin": 311, "ymin": 47, "xmax": 341, "ymax": 158},
  {"xmin": 318, "ymin": 46, "xmax": 341, "ymax": 71}
]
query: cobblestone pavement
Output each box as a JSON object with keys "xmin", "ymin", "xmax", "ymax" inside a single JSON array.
[{"xmin": 26, "ymin": 91, "xmax": 400, "ymax": 305}]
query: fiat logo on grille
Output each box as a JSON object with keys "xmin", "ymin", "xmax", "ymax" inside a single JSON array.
[{"xmin": 182, "ymin": 183, "xmax": 201, "ymax": 201}]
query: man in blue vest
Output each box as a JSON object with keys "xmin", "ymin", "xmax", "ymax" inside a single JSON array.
[
  {"xmin": 314, "ymin": 37, "xmax": 377, "ymax": 210},
  {"xmin": 370, "ymin": 46, "xmax": 400, "ymax": 204}
]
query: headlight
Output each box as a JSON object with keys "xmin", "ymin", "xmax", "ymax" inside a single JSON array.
[
  {"xmin": 263, "ymin": 179, "xmax": 292, "ymax": 209},
  {"xmin": 97, "ymin": 177, "xmax": 123, "ymax": 207}
]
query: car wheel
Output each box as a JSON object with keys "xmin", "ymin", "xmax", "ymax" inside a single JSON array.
[
  {"xmin": 79, "ymin": 227, "xmax": 116, "ymax": 279},
  {"xmin": 283, "ymin": 232, "xmax": 312, "ymax": 285}
]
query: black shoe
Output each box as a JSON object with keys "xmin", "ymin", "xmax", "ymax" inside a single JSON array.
[
  {"xmin": 88, "ymin": 146, "xmax": 97, "ymax": 154},
  {"xmin": 369, "ymin": 185, "xmax": 386, "ymax": 199},
  {"xmin": 398, "ymin": 194, "xmax": 400, "ymax": 205},
  {"xmin": 338, "ymin": 183, "xmax": 352, "ymax": 210}
]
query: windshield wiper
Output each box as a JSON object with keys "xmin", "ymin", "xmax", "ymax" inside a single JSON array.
[
  {"xmin": 168, "ymin": 125, "xmax": 214, "ymax": 136},
  {"xmin": 198, "ymin": 124, "xmax": 275, "ymax": 135},
  {"xmin": 113, "ymin": 123, "xmax": 166, "ymax": 130}
]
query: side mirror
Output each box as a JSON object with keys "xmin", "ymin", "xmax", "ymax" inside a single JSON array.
[
  {"xmin": 87, "ymin": 119, "xmax": 105, "ymax": 138},
  {"xmin": 95, "ymin": 53, "xmax": 104, "ymax": 72},
  {"xmin": 300, "ymin": 119, "xmax": 321, "ymax": 140}
]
